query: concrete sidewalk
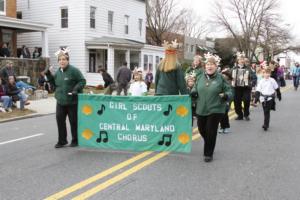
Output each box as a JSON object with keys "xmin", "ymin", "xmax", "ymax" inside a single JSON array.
[{"xmin": 26, "ymin": 97, "xmax": 56, "ymax": 115}]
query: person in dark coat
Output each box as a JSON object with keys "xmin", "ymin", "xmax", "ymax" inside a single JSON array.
[
  {"xmin": 44, "ymin": 48, "xmax": 86, "ymax": 148},
  {"xmin": 0, "ymin": 43, "xmax": 10, "ymax": 57},
  {"xmin": 230, "ymin": 52, "xmax": 252, "ymax": 121},
  {"xmin": 99, "ymin": 67, "xmax": 114, "ymax": 88},
  {"xmin": 0, "ymin": 60, "xmax": 16, "ymax": 85},
  {"xmin": 116, "ymin": 62, "xmax": 132, "ymax": 96}
]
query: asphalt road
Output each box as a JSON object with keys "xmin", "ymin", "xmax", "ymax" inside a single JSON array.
[{"xmin": 0, "ymin": 87, "xmax": 299, "ymax": 200}]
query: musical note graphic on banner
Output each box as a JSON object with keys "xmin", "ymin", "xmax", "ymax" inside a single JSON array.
[
  {"xmin": 96, "ymin": 131, "xmax": 108, "ymax": 143},
  {"xmin": 158, "ymin": 134, "xmax": 172, "ymax": 146},
  {"xmin": 97, "ymin": 104, "xmax": 106, "ymax": 115},
  {"xmin": 163, "ymin": 104, "xmax": 172, "ymax": 116}
]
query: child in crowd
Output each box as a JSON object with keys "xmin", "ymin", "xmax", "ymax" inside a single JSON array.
[
  {"xmin": 0, "ymin": 78, "xmax": 13, "ymax": 112},
  {"xmin": 6, "ymin": 76, "xmax": 30, "ymax": 110},
  {"xmin": 186, "ymin": 73, "xmax": 197, "ymax": 120},
  {"xmin": 128, "ymin": 71, "xmax": 147, "ymax": 96},
  {"xmin": 255, "ymin": 67, "xmax": 281, "ymax": 131}
]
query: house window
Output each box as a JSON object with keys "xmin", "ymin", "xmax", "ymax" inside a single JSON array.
[
  {"xmin": 108, "ymin": 11, "xmax": 114, "ymax": 33},
  {"xmin": 61, "ymin": 8, "xmax": 68, "ymax": 28},
  {"xmin": 155, "ymin": 56, "xmax": 160, "ymax": 68},
  {"xmin": 90, "ymin": 6, "xmax": 96, "ymax": 29},
  {"xmin": 0, "ymin": 0, "xmax": 6, "ymax": 15},
  {"xmin": 124, "ymin": 15, "xmax": 129, "ymax": 34},
  {"xmin": 17, "ymin": 11, "xmax": 22, "ymax": 19},
  {"xmin": 138, "ymin": 19, "xmax": 143, "ymax": 36}
]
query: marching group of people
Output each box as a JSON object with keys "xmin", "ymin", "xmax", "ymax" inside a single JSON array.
[{"xmin": 1, "ymin": 42, "xmax": 288, "ymax": 164}]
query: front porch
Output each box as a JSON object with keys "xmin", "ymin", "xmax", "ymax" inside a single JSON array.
[{"xmin": 0, "ymin": 16, "xmax": 51, "ymax": 57}]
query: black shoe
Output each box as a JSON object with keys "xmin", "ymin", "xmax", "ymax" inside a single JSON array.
[
  {"xmin": 204, "ymin": 156, "xmax": 213, "ymax": 162},
  {"xmin": 262, "ymin": 125, "xmax": 268, "ymax": 131},
  {"xmin": 69, "ymin": 142, "xmax": 78, "ymax": 147},
  {"xmin": 245, "ymin": 116, "xmax": 250, "ymax": 121},
  {"xmin": 55, "ymin": 142, "xmax": 68, "ymax": 148},
  {"xmin": 235, "ymin": 116, "xmax": 243, "ymax": 120}
]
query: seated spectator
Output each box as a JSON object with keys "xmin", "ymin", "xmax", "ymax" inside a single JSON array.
[
  {"xmin": 0, "ymin": 43, "xmax": 10, "ymax": 57},
  {"xmin": 38, "ymin": 72, "xmax": 53, "ymax": 92},
  {"xmin": 0, "ymin": 78, "xmax": 12, "ymax": 112},
  {"xmin": 6, "ymin": 76, "xmax": 30, "ymax": 110}
]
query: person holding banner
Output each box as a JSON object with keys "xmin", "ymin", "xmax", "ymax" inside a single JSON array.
[
  {"xmin": 43, "ymin": 48, "xmax": 86, "ymax": 148},
  {"xmin": 191, "ymin": 53, "xmax": 232, "ymax": 162},
  {"xmin": 155, "ymin": 40, "xmax": 188, "ymax": 95}
]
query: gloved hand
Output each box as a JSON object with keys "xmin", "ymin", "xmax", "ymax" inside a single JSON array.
[
  {"xmin": 219, "ymin": 93, "xmax": 228, "ymax": 101},
  {"xmin": 190, "ymin": 91, "xmax": 198, "ymax": 99}
]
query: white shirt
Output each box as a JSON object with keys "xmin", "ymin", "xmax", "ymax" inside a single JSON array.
[
  {"xmin": 129, "ymin": 81, "xmax": 147, "ymax": 96},
  {"xmin": 256, "ymin": 77, "xmax": 278, "ymax": 102}
]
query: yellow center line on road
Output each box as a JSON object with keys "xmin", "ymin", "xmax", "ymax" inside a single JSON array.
[{"xmin": 44, "ymin": 151, "xmax": 153, "ymax": 200}]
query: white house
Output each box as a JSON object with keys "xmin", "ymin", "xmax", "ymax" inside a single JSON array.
[{"xmin": 17, "ymin": 0, "xmax": 164, "ymax": 86}]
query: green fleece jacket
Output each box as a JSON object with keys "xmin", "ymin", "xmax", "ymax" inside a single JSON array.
[
  {"xmin": 193, "ymin": 72, "xmax": 233, "ymax": 116},
  {"xmin": 48, "ymin": 64, "xmax": 86, "ymax": 105},
  {"xmin": 155, "ymin": 63, "xmax": 188, "ymax": 95}
]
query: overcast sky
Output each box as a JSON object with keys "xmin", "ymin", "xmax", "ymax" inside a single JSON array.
[{"xmin": 177, "ymin": 0, "xmax": 300, "ymax": 43}]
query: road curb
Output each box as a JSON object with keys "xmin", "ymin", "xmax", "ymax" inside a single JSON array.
[{"xmin": 0, "ymin": 113, "xmax": 55, "ymax": 123}]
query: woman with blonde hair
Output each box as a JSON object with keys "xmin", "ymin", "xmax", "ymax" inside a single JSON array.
[{"xmin": 155, "ymin": 40, "xmax": 187, "ymax": 95}]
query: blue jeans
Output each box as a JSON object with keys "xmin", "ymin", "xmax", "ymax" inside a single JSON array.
[
  {"xmin": 18, "ymin": 92, "xmax": 28, "ymax": 110},
  {"xmin": 293, "ymin": 76, "xmax": 299, "ymax": 88},
  {"xmin": 0, "ymin": 96, "xmax": 12, "ymax": 109}
]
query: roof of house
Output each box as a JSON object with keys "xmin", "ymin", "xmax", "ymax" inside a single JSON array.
[
  {"xmin": 0, "ymin": 16, "xmax": 51, "ymax": 32},
  {"xmin": 86, "ymin": 37, "xmax": 144, "ymax": 49}
]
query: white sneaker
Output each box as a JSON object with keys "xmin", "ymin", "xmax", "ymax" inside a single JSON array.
[
  {"xmin": 0, "ymin": 107, "xmax": 7, "ymax": 113},
  {"xmin": 6, "ymin": 108, "xmax": 12, "ymax": 113}
]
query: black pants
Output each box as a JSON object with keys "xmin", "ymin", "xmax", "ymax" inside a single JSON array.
[
  {"xmin": 262, "ymin": 100, "xmax": 273, "ymax": 128},
  {"xmin": 117, "ymin": 83, "xmax": 129, "ymax": 96},
  {"xmin": 197, "ymin": 114, "xmax": 223, "ymax": 157},
  {"xmin": 234, "ymin": 87, "xmax": 251, "ymax": 118},
  {"xmin": 146, "ymin": 82, "xmax": 151, "ymax": 91},
  {"xmin": 56, "ymin": 103, "xmax": 78, "ymax": 144},
  {"xmin": 220, "ymin": 107, "xmax": 230, "ymax": 129}
]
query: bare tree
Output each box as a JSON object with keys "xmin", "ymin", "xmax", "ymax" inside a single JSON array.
[
  {"xmin": 212, "ymin": 0, "xmax": 291, "ymax": 61},
  {"xmin": 146, "ymin": 0, "xmax": 188, "ymax": 46},
  {"xmin": 178, "ymin": 9, "xmax": 208, "ymax": 39}
]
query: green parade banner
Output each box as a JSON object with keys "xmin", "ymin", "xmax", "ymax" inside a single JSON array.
[{"xmin": 78, "ymin": 94, "xmax": 192, "ymax": 153}]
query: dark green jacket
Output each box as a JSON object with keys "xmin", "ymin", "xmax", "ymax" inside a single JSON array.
[
  {"xmin": 185, "ymin": 66, "xmax": 203, "ymax": 78},
  {"xmin": 49, "ymin": 64, "xmax": 86, "ymax": 105},
  {"xmin": 155, "ymin": 63, "xmax": 188, "ymax": 95},
  {"xmin": 193, "ymin": 72, "xmax": 233, "ymax": 116}
]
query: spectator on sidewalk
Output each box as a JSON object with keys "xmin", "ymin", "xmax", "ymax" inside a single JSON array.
[
  {"xmin": 116, "ymin": 62, "xmax": 132, "ymax": 96},
  {"xmin": 44, "ymin": 48, "xmax": 86, "ymax": 148},
  {"xmin": 0, "ymin": 78, "xmax": 12, "ymax": 112},
  {"xmin": 6, "ymin": 76, "xmax": 30, "ymax": 110},
  {"xmin": 0, "ymin": 60, "xmax": 16, "ymax": 85},
  {"xmin": 291, "ymin": 62, "xmax": 300, "ymax": 90}
]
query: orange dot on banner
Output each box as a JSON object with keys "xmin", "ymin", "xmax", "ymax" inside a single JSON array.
[
  {"xmin": 178, "ymin": 133, "xmax": 190, "ymax": 145},
  {"xmin": 176, "ymin": 105, "xmax": 189, "ymax": 117},
  {"xmin": 82, "ymin": 129, "xmax": 94, "ymax": 140},
  {"xmin": 82, "ymin": 105, "xmax": 93, "ymax": 115}
]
